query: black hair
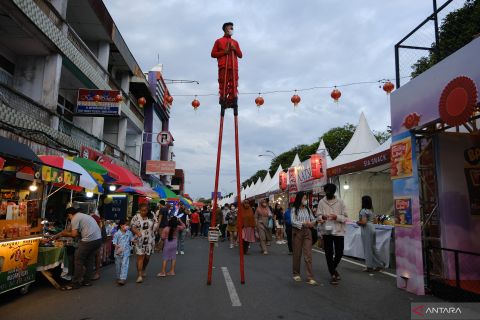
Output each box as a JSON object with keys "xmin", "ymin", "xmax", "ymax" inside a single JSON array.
[
  {"xmin": 293, "ymin": 191, "xmax": 307, "ymax": 216},
  {"xmin": 118, "ymin": 220, "xmax": 126, "ymax": 226},
  {"xmin": 361, "ymin": 195, "xmax": 373, "ymax": 210},
  {"xmin": 159, "ymin": 200, "xmax": 166, "ymax": 206},
  {"xmin": 168, "ymin": 217, "xmax": 179, "ymax": 241},
  {"xmin": 323, "ymin": 183, "xmax": 337, "ymax": 200},
  {"xmin": 65, "ymin": 207, "xmax": 79, "ymax": 216},
  {"xmin": 203, "ymin": 205, "xmax": 207, "ymax": 211},
  {"xmin": 222, "ymin": 22, "xmax": 233, "ymax": 31},
  {"xmin": 139, "ymin": 203, "xmax": 153, "ymax": 219}
]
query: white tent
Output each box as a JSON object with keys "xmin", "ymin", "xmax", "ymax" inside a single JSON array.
[
  {"xmin": 267, "ymin": 165, "xmax": 283, "ymax": 193},
  {"xmin": 329, "ymin": 112, "xmax": 380, "ymax": 168},
  {"xmin": 257, "ymin": 172, "xmax": 272, "ymax": 196},
  {"xmin": 291, "ymin": 153, "xmax": 301, "ymax": 167},
  {"xmin": 317, "ymin": 139, "xmax": 332, "ymax": 167}
]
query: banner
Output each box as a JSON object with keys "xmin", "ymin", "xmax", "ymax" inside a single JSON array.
[
  {"xmin": 394, "ymin": 197, "xmax": 413, "ymax": 226},
  {"xmin": 145, "ymin": 160, "xmax": 176, "ymax": 175},
  {"xmin": 391, "ymin": 137, "xmax": 413, "ymax": 179},
  {"xmin": 288, "ymin": 167, "xmax": 298, "ymax": 193},
  {"xmin": 464, "ymin": 145, "xmax": 480, "ymax": 215},
  {"xmin": 40, "ymin": 166, "xmax": 79, "ymax": 186},
  {"xmin": 0, "ymin": 238, "xmax": 40, "ymax": 294},
  {"xmin": 294, "ymin": 154, "xmax": 328, "ymax": 192},
  {"xmin": 76, "ymin": 89, "xmax": 121, "ymax": 116}
]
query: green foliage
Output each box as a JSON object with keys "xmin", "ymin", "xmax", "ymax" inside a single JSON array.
[
  {"xmin": 373, "ymin": 127, "xmax": 391, "ymax": 144},
  {"xmin": 321, "ymin": 124, "xmax": 356, "ymax": 159},
  {"xmin": 411, "ymin": 0, "xmax": 480, "ymax": 78},
  {"xmin": 241, "ymin": 169, "xmax": 268, "ymax": 189}
]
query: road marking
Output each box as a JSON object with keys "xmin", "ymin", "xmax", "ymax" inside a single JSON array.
[
  {"xmin": 312, "ymin": 249, "xmax": 397, "ymax": 278},
  {"xmin": 221, "ymin": 267, "xmax": 242, "ymax": 307}
]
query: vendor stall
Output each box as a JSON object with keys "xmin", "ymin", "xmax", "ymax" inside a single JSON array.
[{"xmin": 390, "ymin": 37, "xmax": 480, "ymax": 300}]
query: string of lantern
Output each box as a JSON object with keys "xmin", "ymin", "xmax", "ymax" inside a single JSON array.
[{"xmin": 134, "ymin": 76, "xmax": 406, "ymax": 111}]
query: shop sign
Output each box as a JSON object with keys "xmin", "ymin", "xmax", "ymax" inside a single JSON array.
[
  {"xmin": 76, "ymin": 89, "xmax": 121, "ymax": 116},
  {"xmin": 288, "ymin": 167, "xmax": 298, "ymax": 193},
  {"xmin": 145, "ymin": 160, "xmax": 176, "ymax": 175},
  {"xmin": 464, "ymin": 146, "xmax": 480, "ymax": 215},
  {"xmin": 394, "ymin": 197, "xmax": 413, "ymax": 227},
  {"xmin": 80, "ymin": 146, "xmax": 112, "ymax": 164},
  {"xmin": 103, "ymin": 196, "xmax": 127, "ymax": 220},
  {"xmin": 391, "ymin": 137, "xmax": 413, "ymax": 180},
  {"xmin": 39, "ymin": 166, "xmax": 79, "ymax": 186},
  {"xmin": 0, "ymin": 238, "xmax": 40, "ymax": 294},
  {"xmin": 327, "ymin": 150, "xmax": 390, "ymax": 177},
  {"xmin": 295, "ymin": 155, "xmax": 328, "ymax": 191}
]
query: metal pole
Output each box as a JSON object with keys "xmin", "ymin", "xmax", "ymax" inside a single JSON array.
[
  {"xmin": 138, "ymin": 130, "xmax": 144, "ymax": 176},
  {"xmin": 395, "ymin": 45, "xmax": 401, "ymax": 89},
  {"xmin": 432, "ymin": 0, "xmax": 440, "ymax": 52}
]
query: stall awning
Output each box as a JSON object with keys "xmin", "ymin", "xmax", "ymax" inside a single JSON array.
[
  {"xmin": 0, "ymin": 136, "xmax": 41, "ymax": 163},
  {"xmin": 116, "ymin": 186, "xmax": 159, "ymax": 198},
  {"xmin": 100, "ymin": 162, "xmax": 143, "ymax": 187}
]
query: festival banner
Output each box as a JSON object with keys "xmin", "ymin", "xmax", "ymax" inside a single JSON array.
[
  {"xmin": 76, "ymin": 89, "xmax": 121, "ymax": 116},
  {"xmin": 0, "ymin": 238, "xmax": 40, "ymax": 294},
  {"xmin": 288, "ymin": 167, "xmax": 298, "ymax": 193},
  {"xmin": 391, "ymin": 137, "xmax": 413, "ymax": 179}
]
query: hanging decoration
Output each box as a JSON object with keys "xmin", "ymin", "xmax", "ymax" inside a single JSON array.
[
  {"xmin": 382, "ymin": 81, "xmax": 395, "ymax": 95},
  {"xmin": 165, "ymin": 94, "xmax": 174, "ymax": 105},
  {"xmin": 255, "ymin": 95, "xmax": 264, "ymax": 108},
  {"xmin": 137, "ymin": 97, "xmax": 146, "ymax": 108},
  {"xmin": 93, "ymin": 94, "xmax": 101, "ymax": 103},
  {"xmin": 192, "ymin": 96, "xmax": 200, "ymax": 111},
  {"xmin": 331, "ymin": 88, "xmax": 341, "ymax": 103},
  {"xmin": 291, "ymin": 91, "xmax": 301, "ymax": 107}
]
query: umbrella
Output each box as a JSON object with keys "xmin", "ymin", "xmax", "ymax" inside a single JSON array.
[
  {"xmin": 39, "ymin": 155, "xmax": 103, "ymax": 193},
  {"xmin": 116, "ymin": 186, "xmax": 159, "ymax": 199},
  {"xmin": 70, "ymin": 157, "xmax": 116, "ymax": 184},
  {"xmin": 153, "ymin": 186, "xmax": 179, "ymax": 200},
  {"xmin": 179, "ymin": 196, "xmax": 192, "ymax": 209},
  {"xmin": 100, "ymin": 162, "xmax": 143, "ymax": 186}
]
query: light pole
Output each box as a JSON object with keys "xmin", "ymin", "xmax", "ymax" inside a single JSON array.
[{"xmin": 265, "ymin": 150, "xmax": 277, "ymax": 158}]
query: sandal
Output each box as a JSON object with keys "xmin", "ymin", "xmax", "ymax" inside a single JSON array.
[
  {"xmin": 156, "ymin": 273, "xmax": 166, "ymax": 277},
  {"xmin": 167, "ymin": 272, "xmax": 176, "ymax": 276},
  {"xmin": 293, "ymin": 276, "xmax": 302, "ymax": 282},
  {"xmin": 307, "ymin": 279, "xmax": 318, "ymax": 286},
  {"xmin": 62, "ymin": 284, "xmax": 80, "ymax": 291}
]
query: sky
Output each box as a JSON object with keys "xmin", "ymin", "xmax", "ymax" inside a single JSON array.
[{"xmin": 103, "ymin": 0, "xmax": 436, "ymax": 199}]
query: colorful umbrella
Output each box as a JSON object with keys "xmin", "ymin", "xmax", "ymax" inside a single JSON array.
[
  {"xmin": 100, "ymin": 162, "xmax": 143, "ymax": 186},
  {"xmin": 153, "ymin": 186, "xmax": 179, "ymax": 200},
  {"xmin": 179, "ymin": 196, "xmax": 192, "ymax": 209},
  {"xmin": 116, "ymin": 186, "xmax": 159, "ymax": 199},
  {"xmin": 39, "ymin": 155, "xmax": 104, "ymax": 193},
  {"xmin": 70, "ymin": 157, "xmax": 116, "ymax": 184}
]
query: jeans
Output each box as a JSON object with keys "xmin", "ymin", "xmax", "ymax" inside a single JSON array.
[
  {"xmin": 73, "ymin": 239, "xmax": 102, "ymax": 285},
  {"xmin": 323, "ymin": 235, "xmax": 344, "ymax": 276},
  {"xmin": 202, "ymin": 222, "xmax": 210, "ymax": 236},
  {"xmin": 177, "ymin": 229, "xmax": 186, "ymax": 251}
]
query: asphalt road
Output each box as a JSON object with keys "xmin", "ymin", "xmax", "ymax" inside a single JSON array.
[{"xmin": 0, "ymin": 236, "xmax": 440, "ymax": 320}]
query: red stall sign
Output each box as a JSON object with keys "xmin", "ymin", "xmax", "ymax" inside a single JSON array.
[
  {"xmin": 310, "ymin": 154, "xmax": 324, "ymax": 179},
  {"xmin": 279, "ymin": 171, "xmax": 288, "ymax": 191}
]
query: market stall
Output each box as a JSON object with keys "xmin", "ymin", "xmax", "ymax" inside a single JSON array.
[{"xmin": 390, "ymin": 37, "xmax": 480, "ymax": 299}]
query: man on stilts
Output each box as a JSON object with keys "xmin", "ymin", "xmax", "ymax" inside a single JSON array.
[{"xmin": 207, "ymin": 22, "xmax": 245, "ymax": 285}]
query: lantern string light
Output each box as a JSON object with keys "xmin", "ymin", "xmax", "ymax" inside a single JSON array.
[{"xmin": 170, "ymin": 76, "xmax": 410, "ymax": 97}]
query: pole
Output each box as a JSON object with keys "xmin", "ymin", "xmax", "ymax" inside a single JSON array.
[
  {"xmin": 138, "ymin": 130, "xmax": 144, "ymax": 176},
  {"xmin": 231, "ymin": 51, "xmax": 245, "ymax": 284},
  {"xmin": 207, "ymin": 47, "xmax": 231, "ymax": 285}
]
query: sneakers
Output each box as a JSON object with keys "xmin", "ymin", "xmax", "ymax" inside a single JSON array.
[
  {"xmin": 136, "ymin": 276, "xmax": 143, "ymax": 283},
  {"xmin": 330, "ymin": 276, "xmax": 339, "ymax": 285},
  {"xmin": 334, "ymin": 271, "xmax": 341, "ymax": 281},
  {"xmin": 307, "ymin": 279, "xmax": 318, "ymax": 286},
  {"xmin": 293, "ymin": 275, "xmax": 302, "ymax": 282},
  {"xmin": 229, "ymin": 244, "xmax": 234, "ymax": 249},
  {"xmin": 180, "ymin": 251, "xmax": 185, "ymax": 255}
]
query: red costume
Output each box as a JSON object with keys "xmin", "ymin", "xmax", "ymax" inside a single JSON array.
[{"xmin": 211, "ymin": 35, "xmax": 242, "ymax": 104}]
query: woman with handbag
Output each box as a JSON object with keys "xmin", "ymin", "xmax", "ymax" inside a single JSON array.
[
  {"xmin": 291, "ymin": 191, "xmax": 317, "ymax": 285},
  {"xmin": 255, "ymin": 199, "xmax": 273, "ymax": 255}
]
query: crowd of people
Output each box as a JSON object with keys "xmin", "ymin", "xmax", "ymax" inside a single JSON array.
[{"xmin": 52, "ymin": 183, "xmax": 386, "ymax": 289}]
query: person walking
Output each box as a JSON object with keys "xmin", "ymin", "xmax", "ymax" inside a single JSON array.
[
  {"xmin": 175, "ymin": 203, "xmax": 188, "ymax": 254},
  {"xmin": 318, "ymin": 183, "xmax": 348, "ymax": 285},
  {"xmin": 112, "ymin": 220, "xmax": 134, "ymax": 285},
  {"xmin": 201, "ymin": 206, "xmax": 211, "ymax": 237},
  {"xmin": 156, "ymin": 201, "xmax": 170, "ymax": 252},
  {"xmin": 357, "ymin": 195, "xmax": 385, "ymax": 272},
  {"xmin": 55, "ymin": 207, "xmax": 102, "ymax": 290},
  {"xmin": 130, "ymin": 204, "xmax": 159, "ymax": 283},
  {"xmin": 291, "ymin": 192, "xmax": 318, "ymax": 285},
  {"xmin": 190, "ymin": 208, "xmax": 200, "ymax": 238},
  {"xmin": 284, "ymin": 202, "xmax": 293, "ymax": 255},
  {"xmin": 226, "ymin": 204, "xmax": 238, "ymax": 249},
  {"xmin": 255, "ymin": 199, "xmax": 273, "ymax": 255},
  {"xmin": 241, "ymin": 200, "xmax": 256, "ymax": 254},
  {"xmin": 157, "ymin": 217, "xmax": 186, "ymax": 277},
  {"xmin": 220, "ymin": 204, "xmax": 229, "ymax": 242},
  {"xmin": 274, "ymin": 203, "xmax": 285, "ymax": 244}
]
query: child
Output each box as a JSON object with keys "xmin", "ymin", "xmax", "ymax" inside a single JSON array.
[
  {"xmin": 157, "ymin": 217, "xmax": 185, "ymax": 277},
  {"xmin": 112, "ymin": 220, "xmax": 134, "ymax": 285}
]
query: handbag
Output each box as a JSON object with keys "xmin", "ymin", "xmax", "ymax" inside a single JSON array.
[{"xmin": 310, "ymin": 227, "xmax": 318, "ymax": 244}]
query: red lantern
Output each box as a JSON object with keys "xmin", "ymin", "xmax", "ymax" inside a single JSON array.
[
  {"xmin": 383, "ymin": 81, "xmax": 395, "ymax": 95},
  {"xmin": 310, "ymin": 154, "xmax": 324, "ymax": 179},
  {"xmin": 93, "ymin": 94, "xmax": 101, "ymax": 102},
  {"xmin": 192, "ymin": 98, "xmax": 200, "ymax": 111},
  {"xmin": 138, "ymin": 97, "xmax": 146, "ymax": 107},
  {"xmin": 165, "ymin": 95, "xmax": 174, "ymax": 105},
  {"xmin": 331, "ymin": 88, "xmax": 341, "ymax": 102},
  {"xmin": 255, "ymin": 96, "xmax": 264, "ymax": 107},
  {"xmin": 291, "ymin": 94, "xmax": 301, "ymax": 107},
  {"xmin": 279, "ymin": 171, "xmax": 287, "ymax": 191},
  {"xmin": 115, "ymin": 94, "xmax": 123, "ymax": 103}
]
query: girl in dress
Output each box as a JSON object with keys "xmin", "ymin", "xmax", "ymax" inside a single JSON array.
[{"xmin": 157, "ymin": 217, "xmax": 185, "ymax": 277}]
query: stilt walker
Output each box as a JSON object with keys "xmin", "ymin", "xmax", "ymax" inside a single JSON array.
[{"xmin": 207, "ymin": 22, "xmax": 245, "ymax": 285}]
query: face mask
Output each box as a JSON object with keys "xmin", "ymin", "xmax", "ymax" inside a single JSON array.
[
  {"xmin": 302, "ymin": 200, "xmax": 308, "ymax": 206},
  {"xmin": 227, "ymin": 29, "xmax": 234, "ymax": 36}
]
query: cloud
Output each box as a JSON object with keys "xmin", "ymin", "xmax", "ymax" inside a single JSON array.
[{"xmin": 104, "ymin": 0, "xmax": 434, "ymax": 198}]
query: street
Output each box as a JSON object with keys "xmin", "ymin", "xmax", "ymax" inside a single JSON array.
[{"xmin": 0, "ymin": 238, "xmax": 440, "ymax": 320}]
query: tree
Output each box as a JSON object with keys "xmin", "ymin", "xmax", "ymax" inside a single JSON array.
[
  {"xmin": 411, "ymin": 0, "xmax": 480, "ymax": 77},
  {"xmin": 321, "ymin": 124, "xmax": 356, "ymax": 159},
  {"xmin": 241, "ymin": 169, "xmax": 268, "ymax": 189},
  {"xmin": 373, "ymin": 126, "xmax": 391, "ymax": 144}
]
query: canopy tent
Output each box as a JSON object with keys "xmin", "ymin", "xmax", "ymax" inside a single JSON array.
[
  {"xmin": 0, "ymin": 136, "xmax": 41, "ymax": 163},
  {"xmin": 329, "ymin": 112, "xmax": 380, "ymax": 168},
  {"xmin": 266, "ymin": 165, "xmax": 283, "ymax": 194}
]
